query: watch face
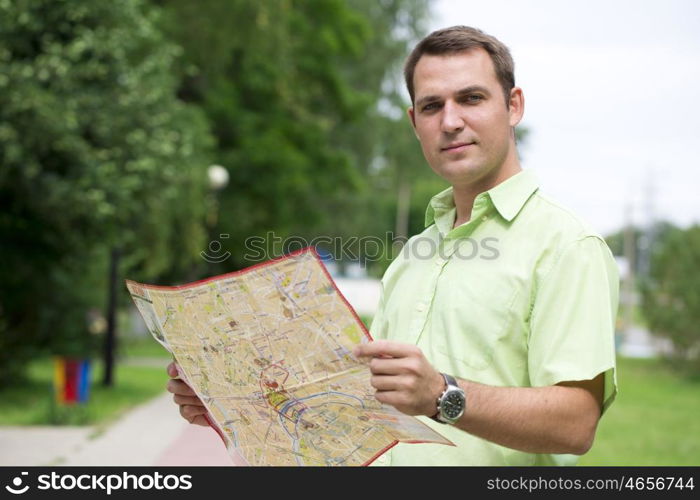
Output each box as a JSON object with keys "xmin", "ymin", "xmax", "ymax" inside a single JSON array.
[{"xmin": 442, "ymin": 391, "xmax": 464, "ymax": 419}]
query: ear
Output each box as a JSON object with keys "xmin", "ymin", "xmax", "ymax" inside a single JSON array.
[
  {"xmin": 508, "ymin": 87, "xmax": 525, "ymax": 127},
  {"xmin": 407, "ymin": 106, "xmax": 419, "ymax": 139}
]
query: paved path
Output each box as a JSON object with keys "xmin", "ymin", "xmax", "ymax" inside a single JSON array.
[
  {"xmin": 0, "ymin": 392, "xmax": 237, "ymax": 466},
  {"xmin": 0, "ymin": 392, "xmax": 236, "ymax": 466},
  {"xmin": 0, "ymin": 426, "xmax": 92, "ymax": 466}
]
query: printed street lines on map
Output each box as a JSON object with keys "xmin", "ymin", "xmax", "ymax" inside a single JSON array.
[{"xmin": 126, "ymin": 248, "xmax": 451, "ymax": 466}]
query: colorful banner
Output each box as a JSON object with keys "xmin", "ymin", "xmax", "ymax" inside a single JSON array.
[{"xmin": 54, "ymin": 358, "xmax": 91, "ymax": 405}]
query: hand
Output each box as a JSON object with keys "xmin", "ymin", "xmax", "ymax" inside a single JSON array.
[
  {"xmin": 353, "ymin": 340, "xmax": 444, "ymax": 417},
  {"xmin": 166, "ymin": 362, "xmax": 210, "ymax": 426}
]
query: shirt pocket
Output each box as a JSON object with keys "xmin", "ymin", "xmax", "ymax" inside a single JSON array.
[{"xmin": 430, "ymin": 261, "xmax": 522, "ymax": 373}]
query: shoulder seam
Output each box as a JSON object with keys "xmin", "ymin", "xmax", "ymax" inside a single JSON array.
[{"xmin": 530, "ymin": 192, "xmax": 601, "ymax": 238}]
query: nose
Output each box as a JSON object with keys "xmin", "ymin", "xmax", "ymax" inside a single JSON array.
[{"xmin": 440, "ymin": 99, "xmax": 465, "ymax": 133}]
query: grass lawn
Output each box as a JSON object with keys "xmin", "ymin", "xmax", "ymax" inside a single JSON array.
[
  {"xmin": 119, "ymin": 335, "xmax": 172, "ymax": 359},
  {"xmin": 580, "ymin": 356, "xmax": 700, "ymax": 466},
  {"xmin": 0, "ymin": 356, "xmax": 168, "ymax": 428}
]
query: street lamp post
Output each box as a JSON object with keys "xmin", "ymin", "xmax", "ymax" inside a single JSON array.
[{"xmin": 207, "ymin": 164, "xmax": 229, "ymax": 228}]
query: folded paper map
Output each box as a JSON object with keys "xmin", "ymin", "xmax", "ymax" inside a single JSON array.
[{"xmin": 125, "ymin": 247, "xmax": 452, "ymax": 466}]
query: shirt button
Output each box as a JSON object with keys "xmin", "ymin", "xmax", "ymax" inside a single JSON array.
[
  {"xmin": 416, "ymin": 302, "xmax": 425, "ymax": 312},
  {"xmin": 482, "ymin": 215, "xmax": 488, "ymax": 221}
]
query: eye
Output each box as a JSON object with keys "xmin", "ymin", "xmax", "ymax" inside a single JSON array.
[
  {"xmin": 464, "ymin": 94, "xmax": 483, "ymax": 104},
  {"xmin": 421, "ymin": 102, "xmax": 441, "ymax": 112}
]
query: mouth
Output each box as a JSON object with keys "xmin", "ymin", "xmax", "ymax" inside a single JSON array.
[{"xmin": 440, "ymin": 142, "xmax": 475, "ymax": 153}]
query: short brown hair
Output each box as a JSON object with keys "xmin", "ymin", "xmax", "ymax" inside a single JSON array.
[{"xmin": 404, "ymin": 26, "xmax": 515, "ymax": 105}]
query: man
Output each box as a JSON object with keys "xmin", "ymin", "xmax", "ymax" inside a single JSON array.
[{"xmin": 167, "ymin": 26, "xmax": 619, "ymax": 466}]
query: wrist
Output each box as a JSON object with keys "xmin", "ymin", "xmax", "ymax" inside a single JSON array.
[{"xmin": 428, "ymin": 371, "xmax": 447, "ymax": 418}]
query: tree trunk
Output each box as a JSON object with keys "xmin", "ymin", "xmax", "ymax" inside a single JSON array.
[{"xmin": 102, "ymin": 247, "xmax": 120, "ymax": 387}]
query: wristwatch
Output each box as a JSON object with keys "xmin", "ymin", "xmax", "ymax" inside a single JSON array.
[{"xmin": 432, "ymin": 373, "xmax": 466, "ymax": 424}]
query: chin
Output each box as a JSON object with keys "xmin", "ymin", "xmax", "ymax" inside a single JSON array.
[{"xmin": 432, "ymin": 163, "xmax": 484, "ymax": 184}]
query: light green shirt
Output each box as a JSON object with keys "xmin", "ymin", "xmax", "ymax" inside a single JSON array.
[{"xmin": 369, "ymin": 169, "xmax": 619, "ymax": 466}]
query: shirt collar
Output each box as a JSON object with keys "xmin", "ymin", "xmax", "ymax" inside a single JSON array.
[{"xmin": 425, "ymin": 169, "xmax": 540, "ymax": 228}]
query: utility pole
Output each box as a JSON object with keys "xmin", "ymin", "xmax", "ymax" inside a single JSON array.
[
  {"xmin": 638, "ymin": 169, "xmax": 657, "ymax": 279},
  {"xmin": 623, "ymin": 203, "xmax": 636, "ymax": 334}
]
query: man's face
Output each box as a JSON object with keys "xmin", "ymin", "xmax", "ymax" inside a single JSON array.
[{"xmin": 408, "ymin": 49, "xmax": 523, "ymax": 187}]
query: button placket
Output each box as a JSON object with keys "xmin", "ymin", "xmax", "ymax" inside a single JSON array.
[
  {"xmin": 406, "ymin": 263, "xmax": 439, "ymax": 345},
  {"xmin": 408, "ymin": 240, "xmax": 459, "ymax": 346}
]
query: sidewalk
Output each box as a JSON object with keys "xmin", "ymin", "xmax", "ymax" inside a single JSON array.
[{"xmin": 0, "ymin": 392, "xmax": 237, "ymax": 466}]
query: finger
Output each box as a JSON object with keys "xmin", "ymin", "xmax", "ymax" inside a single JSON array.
[
  {"xmin": 189, "ymin": 415, "xmax": 210, "ymax": 427},
  {"xmin": 354, "ymin": 340, "xmax": 420, "ymax": 359},
  {"xmin": 180, "ymin": 404, "xmax": 208, "ymax": 422},
  {"xmin": 173, "ymin": 394, "xmax": 204, "ymax": 406},
  {"xmin": 368, "ymin": 357, "xmax": 411, "ymax": 376},
  {"xmin": 374, "ymin": 390, "xmax": 402, "ymax": 407},
  {"xmin": 167, "ymin": 379, "xmax": 197, "ymax": 397},
  {"xmin": 370, "ymin": 375, "xmax": 407, "ymax": 391},
  {"xmin": 166, "ymin": 362, "xmax": 179, "ymax": 378}
]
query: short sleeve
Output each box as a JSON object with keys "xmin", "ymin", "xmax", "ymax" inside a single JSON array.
[{"xmin": 528, "ymin": 235, "xmax": 620, "ymax": 414}]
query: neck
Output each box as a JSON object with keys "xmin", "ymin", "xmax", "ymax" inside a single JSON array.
[{"xmin": 451, "ymin": 147, "xmax": 521, "ymax": 228}]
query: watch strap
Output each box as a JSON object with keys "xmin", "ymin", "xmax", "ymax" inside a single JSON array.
[
  {"xmin": 442, "ymin": 373, "xmax": 457, "ymax": 388},
  {"xmin": 429, "ymin": 374, "xmax": 445, "ymax": 420},
  {"xmin": 430, "ymin": 373, "xmax": 450, "ymax": 422}
]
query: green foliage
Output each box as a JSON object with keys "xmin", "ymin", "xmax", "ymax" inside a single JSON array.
[
  {"xmin": 157, "ymin": 0, "xmax": 432, "ymax": 273},
  {"xmin": 1, "ymin": 0, "xmax": 436, "ymax": 385},
  {"xmin": 0, "ymin": 0, "xmax": 213, "ymax": 385},
  {"xmin": 640, "ymin": 225, "xmax": 700, "ymax": 373}
]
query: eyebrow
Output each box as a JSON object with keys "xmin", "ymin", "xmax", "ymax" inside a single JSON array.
[{"xmin": 415, "ymin": 85, "xmax": 492, "ymax": 108}]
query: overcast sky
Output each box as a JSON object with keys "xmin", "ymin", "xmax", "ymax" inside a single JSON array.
[{"xmin": 428, "ymin": 0, "xmax": 700, "ymax": 236}]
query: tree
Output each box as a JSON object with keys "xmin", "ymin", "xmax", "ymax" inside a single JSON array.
[
  {"xmin": 155, "ymin": 0, "xmax": 432, "ymax": 273},
  {"xmin": 0, "ymin": 0, "xmax": 213, "ymax": 385},
  {"xmin": 640, "ymin": 225, "xmax": 700, "ymax": 373}
]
